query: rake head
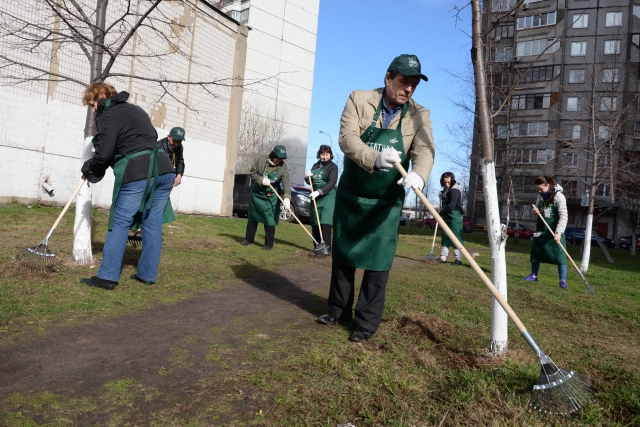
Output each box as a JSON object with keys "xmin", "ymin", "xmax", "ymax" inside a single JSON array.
[
  {"xmin": 311, "ymin": 243, "xmax": 330, "ymax": 257},
  {"xmin": 420, "ymin": 251, "xmax": 440, "ymax": 264},
  {"xmin": 128, "ymin": 229, "xmax": 142, "ymax": 247},
  {"xmin": 16, "ymin": 239, "xmax": 64, "ymax": 272}
]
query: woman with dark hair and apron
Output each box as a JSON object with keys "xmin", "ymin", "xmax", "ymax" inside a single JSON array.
[
  {"xmin": 316, "ymin": 54, "xmax": 435, "ymax": 342},
  {"xmin": 240, "ymin": 145, "xmax": 291, "ymax": 250},
  {"xmin": 525, "ymin": 176, "xmax": 569, "ymax": 289},
  {"xmin": 304, "ymin": 144, "xmax": 338, "ymax": 252},
  {"xmin": 438, "ymin": 171, "xmax": 465, "ymax": 265}
]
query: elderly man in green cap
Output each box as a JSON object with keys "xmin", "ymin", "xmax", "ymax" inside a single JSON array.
[
  {"xmin": 157, "ymin": 127, "xmax": 186, "ymax": 187},
  {"xmin": 241, "ymin": 145, "xmax": 291, "ymax": 250},
  {"xmin": 316, "ymin": 54, "xmax": 435, "ymax": 342}
]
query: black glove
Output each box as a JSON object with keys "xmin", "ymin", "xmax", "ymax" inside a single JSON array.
[{"xmin": 81, "ymin": 161, "xmax": 105, "ymax": 184}]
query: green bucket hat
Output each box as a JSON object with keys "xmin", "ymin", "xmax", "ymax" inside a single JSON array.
[
  {"xmin": 272, "ymin": 145, "xmax": 287, "ymax": 159},
  {"xmin": 170, "ymin": 127, "xmax": 186, "ymax": 141},
  {"xmin": 387, "ymin": 54, "xmax": 428, "ymax": 81}
]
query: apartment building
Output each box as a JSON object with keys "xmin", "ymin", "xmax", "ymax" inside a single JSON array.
[{"xmin": 469, "ymin": 0, "xmax": 640, "ymax": 240}]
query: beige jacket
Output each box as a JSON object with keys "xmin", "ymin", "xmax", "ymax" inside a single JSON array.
[{"xmin": 338, "ymin": 88, "xmax": 435, "ymax": 181}]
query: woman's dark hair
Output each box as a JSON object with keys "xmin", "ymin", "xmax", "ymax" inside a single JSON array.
[
  {"xmin": 534, "ymin": 176, "xmax": 556, "ymax": 201},
  {"xmin": 440, "ymin": 171, "xmax": 456, "ymax": 188},
  {"xmin": 317, "ymin": 144, "xmax": 333, "ymax": 160}
]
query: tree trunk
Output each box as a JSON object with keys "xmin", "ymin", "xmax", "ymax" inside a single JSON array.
[{"xmin": 471, "ymin": 0, "xmax": 508, "ymax": 355}]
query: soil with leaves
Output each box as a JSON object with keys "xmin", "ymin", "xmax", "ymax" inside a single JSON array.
[{"xmin": 0, "ymin": 203, "xmax": 639, "ymax": 426}]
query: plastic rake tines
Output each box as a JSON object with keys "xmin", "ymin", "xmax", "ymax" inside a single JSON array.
[
  {"xmin": 17, "ymin": 238, "xmax": 64, "ymax": 272},
  {"xmin": 529, "ymin": 357, "xmax": 593, "ymax": 418}
]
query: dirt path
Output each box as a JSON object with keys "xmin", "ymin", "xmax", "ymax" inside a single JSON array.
[{"xmin": 0, "ymin": 257, "xmax": 416, "ymax": 420}]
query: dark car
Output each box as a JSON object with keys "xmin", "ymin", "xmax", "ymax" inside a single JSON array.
[
  {"xmin": 619, "ymin": 235, "xmax": 640, "ymax": 249},
  {"xmin": 232, "ymin": 174, "xmax": 311, "ymax": 222},
  {"xmin": 564, "ymin": 227, "xmax": 615, "ymax": 248},
  {"xmin": 417, "ymin": 215, "xmax": 474, "ymax": 232},
  {"xmin": 400, "ymin": 216, "xmax": 407, "ymax": 226},
  {"xmin": 504, "ymin": 222, "xmax": 535, "ymax": 240}
]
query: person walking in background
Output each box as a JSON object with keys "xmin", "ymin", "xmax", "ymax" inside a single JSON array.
[
  {"xmin": 437, "ymin": 171, "xmax": 465, "ymax": 265},
  {"xmin": 240, "ymin": 145, "xmax": 291, "ymax": 250},
  {"xmin": 317, "ymin": 54, "xmax": 435, "ymax": 342},
  {"xmin": 80, "ymin": 82, "xmax": 176, "ymax": 290},
  {"xmin": 157, "ymin": 127, "xmax": 185, "ymax": 187},
  {"xmin": 525, "ymin": 176, "xmax": 569, "ymax": 289},
  {"xmin": 305, "ymin": 144, "xmax": 338, "ymax": 252}
]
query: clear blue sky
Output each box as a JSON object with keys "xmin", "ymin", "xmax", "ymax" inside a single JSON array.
[{"xmin": 305, "ymin": 0, "xmax": 473, "ymax": 184}]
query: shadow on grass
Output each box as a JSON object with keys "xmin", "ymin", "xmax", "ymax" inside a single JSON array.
[
  {"xmin": 90, "ymin": 241, "xmax": 148, "ymax": 269},
  {"xmin": 217, "ymin": 232, "xmax": 310, "ymax": 251},
  {"xmin": 230, "ymin": 262, "xmax": 326, "ymax": 316}
]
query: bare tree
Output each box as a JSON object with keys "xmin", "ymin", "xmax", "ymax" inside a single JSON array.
[{"xmin": 618, "ymin": 152, "xmax": 640, "ymax": 256}]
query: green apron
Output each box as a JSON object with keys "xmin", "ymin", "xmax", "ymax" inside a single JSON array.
[
  {"xmin": 332, "ymin": 99, "xmax": 409, "ymax": 271},
  {"xmin": 441, "ymin": 190, "xmax": 464, "ymax": 248},
  {"xmin": 310, "ymin": 163, "xmax": 336, "ymax": 226},
  {"xmin": 248, "ymin": 164, "xmax": 281, "ymax": 226},
  {"xmin": 530, "ymin": 199, "xmax": 567, "ymax": 265}
]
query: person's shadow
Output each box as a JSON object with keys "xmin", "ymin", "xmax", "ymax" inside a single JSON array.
[{"xmin": 218, "ymin": 232, "xmax": 311, "ymax": 251}]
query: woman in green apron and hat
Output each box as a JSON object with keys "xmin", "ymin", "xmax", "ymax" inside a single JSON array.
[
  {"xmin": 305, "ymin": 144, "xmax": 338, "ymax": 252},
  {"xmin": 241, "ymin": 145, "xmax": 291, "ymax": 250},
  {"xmin": 437, "ymin": 172, "xmax": 465, "ymax": 265},
  {"xmin": 79, "ymin": 82, "xmax": 176, "ymax": 291},
  {"xmin": 524, "ymin": 176, "xmax": 569, "ymax": 289},
  {"xmin": 316, "ymin": 54, "xmax": 435, "ymax": 343}
]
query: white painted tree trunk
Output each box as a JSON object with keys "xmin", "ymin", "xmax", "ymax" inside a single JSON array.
[
  {"xmin": 481, "ymin": 161, "xmax": 509, "ymax": 355},
  {"xmin": 72, "ymin": 136, "xmax": 94, "ymax": 264},
  {"xmin": 580, "ymin": 211, "xmax": 594, "ymax": 273}
]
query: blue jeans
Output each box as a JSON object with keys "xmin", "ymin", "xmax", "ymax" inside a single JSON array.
[
  {"xmin": 97, "ymin": 173, "xmax": 175, "ymax": 283},
  {"xmin": 531, "ymin": 262, "xmax": 567, "ymax": 281}
]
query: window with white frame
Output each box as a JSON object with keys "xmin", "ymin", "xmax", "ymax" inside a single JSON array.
[
  {"xmin": 569, "ymin": 69, "xmax": 585, "ymax": 83},
  {"xmin": 598, "ymin": 125, "xmax": 609, "ymax": 140},
  {"xmin": 511, "ymin": 93, "xmax": 551, "ymax": 110},
  {"xmin": 596, "ymin": 183, "xmax": 611, "ymax": 197},
  {"xmin": 496, "ymin": 125, "xmax": 507, "ymax": 139},
  {"xmin": 597, "ymin": 154, "xmax": 609, "ymax": 169},
  {"xmin": 510, "ymin": 122, "xmax": 549, "ymax": 137},
  {"xmin": 571, "ymin": 41, "xmax": 587, "ymax": 56},
  {"xmin": 493, "ymin": 47, "xmax": 513, "ymax": 62},
  {"xmin": 604, "ymin": 40, "xmax": 621, "ymax": 54},
  {"xmin": 510, "ymin": 149, "xmax": 549, "ymax": 164},
  {"xmin": 517, "ymin": 12, "xmax": 557, "ymax": 30},
  {"xmin": 563, "ymin": 152, "xmax": 579, "ymax": 168},
  {"xmin": 600, "ymin": 97, "xmax": 617, "ymax": 112},
  {"xmin": 572, "ymin": 13, "xmax": 588, "ymax": 28},
  {"xmin": 495, "ymin": 150, "xmax": 506, "ymax": 166},
  {"xmin": 605, "ymin": 12, "xmax": 623, "ymax": 27},
  {"xmin": 635, "ymin": 122, "xmax": 640, "ymax": 138},
  {"xmin": 602, "ymin": 68, "xmax": 620, "ymax": 83},
  {"xmin": 493, "ymin": 23, "xmax": 515, "ymax": 39},
  {"xmin": 571, "ymin": 124, "xmax": 582, "ymax": 140},
  {"xmin": 564, "ymin": 180, "xmax": 577, "ymax": 196},
  {"xmin": 492, "ymin": 0, "xmax": 511, "ymax": 12},
  {"xmin": 516, "ymin": 38, "xmax": 560, "ymax": 57},
  {"xmin": 567, "ymin": 96, "xmax": 583, "ymax": 111}
]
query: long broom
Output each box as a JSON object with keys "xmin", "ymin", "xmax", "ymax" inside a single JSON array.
[
  {"xmin": 17, "ymin": 178, "xmax": 86, "ymax": 272},
  {"xmin": 532, "ymin": 204, "xmax": 596, "ymax": 295},
  {"xmin": 421, "ymin": 221, "xmax": 439, "ymax": 263},
  {"xmin": 268, "ymin": 183, "xmax": 330, "ymax": 256},
  {"xmin": 395, "ymin": 163, "xmax": 592, "ymax": 417},
  {"xmin": 307, "ymin": 177, "xmax": 330, "ymax": 256}
]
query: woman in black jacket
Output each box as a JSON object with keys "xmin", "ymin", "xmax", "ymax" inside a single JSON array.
[
  {"xmin": 80, "ymin": 82, "xmax": 176, "ymax": 290},
  {"xmin": 305, "ymin": 145, "xmax": 338, "ymax": 251},
  {"xmin": 438, "ymin": 171, "xmax": 465, "ymax": 265}
]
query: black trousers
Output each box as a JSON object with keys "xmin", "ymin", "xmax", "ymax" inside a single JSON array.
[
  {"xmin": 328, "ymin": 260, "xmax": 390, "ymax": 332},
  {"xmin": 312, "ymin": 224, "xmax": 332, "ymax": 248},
  {"xmin": 245, "ymin": 219, "xmax": 275, "ymax": 247}
]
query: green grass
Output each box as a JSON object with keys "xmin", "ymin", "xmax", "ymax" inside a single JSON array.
[{"xmin": 1, "ymin": 204, "xmax": 639, "ymax": 426}]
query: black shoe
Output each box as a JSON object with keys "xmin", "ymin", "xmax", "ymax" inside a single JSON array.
[
  {"xmin": 130, "ymin": 273, "xmax": 155, "ymax": 286},
  {"xmin": 349, "ymin": 327, "xmax": 374, "ymax": 342},
  {"xmin": 261, "ymin": 245, "xmax": 273, "ymax": 250},
  {"xmin": 317, "ymin": 314, "xmax": 338, "ymax": 325},
  {"xmin": 452, "ymin": 259, "xmax": 462, "ymax": 266},
  {"xmin": 81, "ymin": 276, "xmax": 118, "ymax": 291},
  {"xmin": 240, "ymin": 240, "xmax": 252, "ymax": 246},
  {"xmin": 436, "ymin": 258, "xmax": 448, "ymax": 264}
]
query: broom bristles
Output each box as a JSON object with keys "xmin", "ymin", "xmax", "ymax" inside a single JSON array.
[{"xmin": 529, "ymin": 364, "xmax": 592, "ymax": 418}]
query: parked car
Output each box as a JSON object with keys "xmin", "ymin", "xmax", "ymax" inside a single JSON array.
[
  {"xmin": 416, "ymin": 215, "xmax": 474, "ymax": 232},
  {"xmin": 564, "ymin": 227, "xmax": 615, "ymax": 248},
  {"xmin": 232, "ymin": 174, "xmax": 311, "ymax": 222},
  {"xmin": 399, "ymin": 216, "xmax": 407, "ymax": 226},
  {"xmin": 619, "ymin": 235, "xmax": 640, "ymax": 249},
  {"xmin": 504, "ymin": 222, "xmax": 535, "ymax": 240}
]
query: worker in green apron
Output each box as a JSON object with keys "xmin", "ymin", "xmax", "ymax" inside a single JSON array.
[
  {"xmin": 305, "ymin": 144, "xmax": 338, "ymax": 252},
  {"xmin": 241, "ymin": 145, "xmax": 291, "ymax": 250},
  {"xmin": 79, "ymin": 83, "xmax": 176, "ymax": 291},
  {"xmin": 525, "ymin": 176, "xmax": 569, "ymax": 289},
  {"xmin": 437, "ymin": 172, "xmax": 465, "ymax": 265},
  {"xmin": 316, "ymin": 54, "xmax": 436, "ymax": 342}
]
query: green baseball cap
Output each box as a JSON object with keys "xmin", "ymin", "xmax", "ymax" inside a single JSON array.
[
  {"xmin": 170, "ymin": 127, "xmax": 186, "ymax": 141},
  {"xmin": 387, "ymin": 54, "xmax": 428, "ymax": 81},
  {"xmin": 272, "ymin": 145, "xmax": 287, "ymax": 159}
]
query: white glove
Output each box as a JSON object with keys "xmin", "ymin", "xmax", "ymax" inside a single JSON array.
[
  {"xmin": 283, "ymin": 198, "xmax": 291, "ymax": 210},
  {"xmin": 262, "ymin": 177, "xmax": 270, "ymax": 186},
  {"xmin": 310, "ymin": 190, "xmax": 320, "ymax": 200},
  {"xmin": 305, "ymin": 169, "xmax": 313, "ymax": 177},
  {"xmin": 397, "ymin": 172, "xmax": 425, "ymax": 191},
  {"xmin": 374, "ymin": 148, "xmax": 402, "ymax": 169}
]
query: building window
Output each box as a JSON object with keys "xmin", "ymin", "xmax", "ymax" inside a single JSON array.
[
  {"xmin": 596, "ymin": 183, "xmax": 611, "ymax": 197},
  {"xmin": 598, "ymin": 125, "xmax": 609, "ymax": 140},
  {"xmin": 605, "ymin": 12, "xmax": 623, "ymax": 27},
  {"xmin": 635, "ymin": 122, "xmax": 640, "ymax": 138},
  {"xmin": 633, "ymin": 34, "xmax": 640, "ymax": 47},
  {"xmin": 493, "ymin": 23, "xmax": 515, "ymax": 39},
  {"xmin": 569, "ymin": 69, "xmax": 585, "ymax": 83},
  {"xmin": 510, "ymin": 122, "xmax": 549, "ymax": 137},
  {"xmin": 510, "ymin": 149, "xmax": 553, "ymax": 164},
  {"xmin": 516, "ymin": 38, "xmax": 560, "ymax": 57},
  {"xmin": 511, "ymin": 93, "xmax": 551, "ymax": 110},
  {"xmin": 564, "ymin": 181, "xmax": 577, "ymax": 196},
  {"xmin": 514, "ymin": 65, "xmax": 560, "ymax": 82},
  {"xmin": 227, "ymin": 8, "xmax": 249, "ymax": 24},
  {"xmin": 604, "ymin": 40, "xmax": 621, "ymax": 54},
  {"xmin": 496, "ymin": 125, "xmax": 507, "ymax": 139},
  {"xmin": 517, "ymin": 12, "xmax": 557, "ymax": 30},
  {"xmin": 571, "ymin": 41, "xmax": 587, "ymax": 56},
  {"xmin": 600, "ymin": 97, "xmax": 617, "ymax": 112},
  {"xmin": 492, "ymin": 0, "xmax": 511, "ymax": 12},
  {"xmin": 488, "ymin": 71, "xmax": 511, "ymax": 87},
  {"xmin": 602, "ymin": 68, "xmax": 620, "ymax": 83},
  {"xmin": 495, "ymin": 150, "xmax": 506, "ymax": 166},
  {"xmin": 493, "ymin": 47, "xmax": 513, "ymax": 62},
  {"xmin": 572, "ymin": 13, "xmax": 589, "ymax": 28},
  {"xmin": 571, "ymin": 124, "xmax": 582, "ymax": 140},
  {"xmin": 567, "ymin": 96, "xmax": 583, "ymax": 111},
  {"xmin": 563, "ymin": 152, "xmax": 579, "ymax": 168}
]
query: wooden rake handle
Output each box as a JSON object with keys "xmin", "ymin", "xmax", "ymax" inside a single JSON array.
[
  {"xmin": 268, "ymin": 183, "xmax": 318, "ymax": 244},
  {"xmin": 531, "ymin": 204, "xmax": 583, "ymax": 276},
  {"xmin": 47, "ymin": 178, "xmax": 87, "ymax": 237},
  {"xmin": 394, "ymin": 163, "xmax": 527, "ymax": 333},
  {"xmin": 307, "ymin": 177, "xmax": 324, "ymax": 243},
  {"xmin": 430, "ymin": 221, "xmax": 439, "ymax": 249}
]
